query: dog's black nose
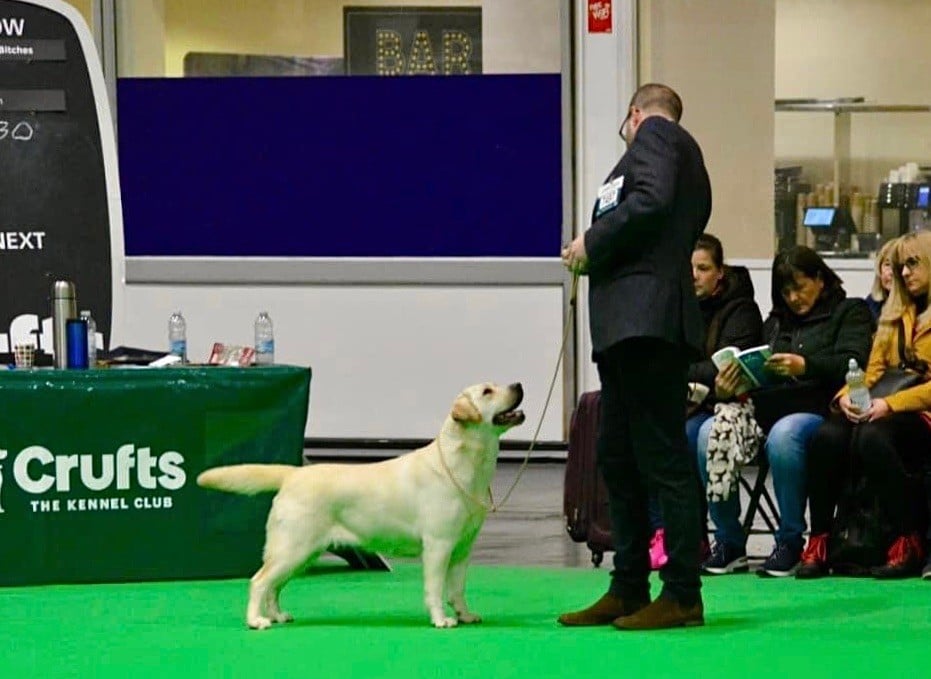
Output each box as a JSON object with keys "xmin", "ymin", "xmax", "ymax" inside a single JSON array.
[{"xmin": 510, "ymin": 382, "xmax": 523, "ymax": 398}]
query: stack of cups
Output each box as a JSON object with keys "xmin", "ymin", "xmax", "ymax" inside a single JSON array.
[{"xmin": 13, "ymin": 343, "xmax": 36, "ymax": 369}]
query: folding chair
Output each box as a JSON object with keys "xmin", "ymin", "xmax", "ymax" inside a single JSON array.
[{"xmin": 739, "ymin": 452, "xmax": 781, "ymax": 536}]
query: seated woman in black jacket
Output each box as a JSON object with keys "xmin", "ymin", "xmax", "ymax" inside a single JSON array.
[{"xmin": 697, "ymin": 246, "xmax": 873, "ymax": 577}]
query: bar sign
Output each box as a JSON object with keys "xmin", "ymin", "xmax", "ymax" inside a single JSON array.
[{"xmin": 588, "ymin": 0, "xmax": 612, "ymax": 34}]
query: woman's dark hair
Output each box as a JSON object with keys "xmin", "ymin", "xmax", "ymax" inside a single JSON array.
[
  {"xmin": 694, "ymin": 233, "xmax": 724, "ymax": 269},
  {"xmin": 770, "ymin": 245, "xmax": 843, "ymax": 314}
]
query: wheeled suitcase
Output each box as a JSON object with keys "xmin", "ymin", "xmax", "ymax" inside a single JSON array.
[{"xmin": 563, "ymin": 390, "xmax": 613, "ymax": 566}]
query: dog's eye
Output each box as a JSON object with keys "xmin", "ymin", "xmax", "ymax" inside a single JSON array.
[{"xmin": 482, "ymin": 387, "xmax": 493, "ymax": 396}]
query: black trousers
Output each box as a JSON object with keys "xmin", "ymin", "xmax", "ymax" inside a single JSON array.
[
  {"xmin": 596, "ymin": 337, "xmax": 701, "ymax": 605},
  {"xmin": 807, "ymin": 413, "xmax": 931, "ymax": 536}
]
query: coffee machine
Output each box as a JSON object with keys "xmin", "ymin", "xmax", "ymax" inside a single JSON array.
[
  {"xmin": 877, "ymin": 182, "xmax": 931, "ymax": 238},
  {"xmin": 774, "ymin": 166, "xmax": 810, "ymax": 253},
  {"xmin": 802, "ymin": 206, "xmax": 856, "ymax": 253}
]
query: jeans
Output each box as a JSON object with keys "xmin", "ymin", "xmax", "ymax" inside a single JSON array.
[
  {"xmin": 648, "ymin": 411, "xmax": 713, "ymax": 531},
  {"xmin": 696, "ymin": 411, "xmax": 822, "ymax": 551}
]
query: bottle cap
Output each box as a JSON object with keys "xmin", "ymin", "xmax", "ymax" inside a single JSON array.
[{"xmin": 53, "ymin": 280, "xmax": 76, "ymax": 299}]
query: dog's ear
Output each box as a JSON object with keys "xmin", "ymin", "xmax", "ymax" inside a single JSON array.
[{"xmin": 451, "ymin": 395, "xmax": 482, "ymax": 424}]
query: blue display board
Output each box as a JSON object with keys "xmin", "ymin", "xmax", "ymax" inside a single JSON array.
[{"xmin": 117, "ymin": 74, "xmax": 563, "ymax": 258}]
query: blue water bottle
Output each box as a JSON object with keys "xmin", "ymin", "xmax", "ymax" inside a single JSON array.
[{"xmin": 66, "ymin": 318, "xmax": 89, "ymax": 369}]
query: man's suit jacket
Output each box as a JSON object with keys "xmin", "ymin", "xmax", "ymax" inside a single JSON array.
[{"xmin": 583, "ymin": 115, "xmax": 712, "ymax": 359}]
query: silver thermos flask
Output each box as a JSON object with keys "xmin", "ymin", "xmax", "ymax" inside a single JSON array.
[{"xmin": 52, "ymin": 280, "xmax": 77, "ymax": 369}]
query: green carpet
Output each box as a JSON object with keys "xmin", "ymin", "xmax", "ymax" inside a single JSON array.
[{"xmin": 4, "ymin": 563, "xmax": 930, "ymax": 678}]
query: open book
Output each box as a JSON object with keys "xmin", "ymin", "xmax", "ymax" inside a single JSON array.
[{"xmin": 711, "ymin": 344, "xmax": 774, "ymax": 394}]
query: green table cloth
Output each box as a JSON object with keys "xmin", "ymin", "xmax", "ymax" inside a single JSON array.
[{"xmin": 0, "ymin": 365, "xmax": 311, "ymax": 585}]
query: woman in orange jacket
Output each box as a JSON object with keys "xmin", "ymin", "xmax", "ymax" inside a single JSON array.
[{"xmin": 799, "ymin": 230, "xmax": 931, "ymax": 580}]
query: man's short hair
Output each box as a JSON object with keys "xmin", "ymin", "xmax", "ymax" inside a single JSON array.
[{"xmin": 630, "ymin": 83, "xmax": 683, "ymax": 122}]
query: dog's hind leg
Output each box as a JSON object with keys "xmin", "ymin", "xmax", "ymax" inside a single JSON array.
[
  {"xmin": 248, "ymin": 553, "xmax": 312, "ymax": 630},
  {"xmin": 446, "ymin": 556, "xmax": 480, "ymax": 624},
  {"xmin": 264, "ymin": 547, "xmax": 323, "ymax": 624},
  {"xmin": 422, "ymin": 538, "xmax": 457, "ymax": 628},
  {"xmin": 246, "ymin": 563, "xmax": 273, "ymax": 629},
  {"xmin": 263, "ymin": 585, "xmax": 290, "ymax": 623},
  {"xmin": 247, "ymin": 526, "xmax": 322, "ymax": 630}
]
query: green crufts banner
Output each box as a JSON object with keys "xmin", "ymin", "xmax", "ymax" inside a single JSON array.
[{"xmin": 0, "ymin": 365, "xmax": 311, "ymax": 585}]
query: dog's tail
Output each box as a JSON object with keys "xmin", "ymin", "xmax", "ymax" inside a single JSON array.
[{"xmin": 196, "ymin": 464, "xmax": 298, "ymax": 495}]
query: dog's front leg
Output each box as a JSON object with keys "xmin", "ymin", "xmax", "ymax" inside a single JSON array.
[
  {"xmin": 422, "ymin": 538, "xmax": 457, "ymax": 628},
  {"xmin": 446, "ymin": 557, "xmax": 481, "ymax": 624}
]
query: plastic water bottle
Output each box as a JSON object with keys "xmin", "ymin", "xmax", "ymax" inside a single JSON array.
[
  {"xmin": 80, "ymin": 310, "xmax": 97, "ymax": 367},
  {"xmin": 168, "ymin": 311, "xmax": 187, "ymax": 363},
  {"xmin": 254, "ymin": 311, "xmax": 274, "ymax": 365},
  {"xmin": 846, "ymin": 358, "xmax": 871, "ymax": 411}
]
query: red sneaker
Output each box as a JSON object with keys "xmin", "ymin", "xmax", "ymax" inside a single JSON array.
[
  {"xmin": 872, "ymin": 534, "xmax": 926, "ymax": 579},
  {"xmin": 795, "ymin": 533, "xmax": 830, "ymax": 579}
]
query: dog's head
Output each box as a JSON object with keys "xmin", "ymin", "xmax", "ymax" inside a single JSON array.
[{"xmin": 450, "ymin": 382, "xmax": 525, "ymax": 432}]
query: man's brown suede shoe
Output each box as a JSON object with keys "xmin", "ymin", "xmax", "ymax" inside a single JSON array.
[
  {"xmin": 612, "ymin": 595, "xmax": 704, "ymax": 630},
  {"xmin": 557, "ymin": 592, "xmax": 650, "ymax": 626}
]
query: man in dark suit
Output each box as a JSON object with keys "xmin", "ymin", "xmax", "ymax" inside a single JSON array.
[{"xmin": 559, "ymin": 83, "xmax": 712, "ymax": 630}]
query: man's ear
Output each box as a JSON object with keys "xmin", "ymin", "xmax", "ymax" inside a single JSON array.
[{"xmin": 451, "ymin": 395, "xmax": 482, "ymax": 424}]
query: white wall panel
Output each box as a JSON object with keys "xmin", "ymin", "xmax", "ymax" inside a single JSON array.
[{"xmin": 118, "ymin": 284, "xmax": 566, "ymax": 441}]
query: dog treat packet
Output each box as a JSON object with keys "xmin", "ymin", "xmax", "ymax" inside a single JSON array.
[{"xmin": 208, "ymin": 343, "xmax": 256, "ymax": 367}]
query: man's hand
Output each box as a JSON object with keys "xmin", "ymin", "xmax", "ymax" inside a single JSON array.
[{"xmin": 561, "ymin": 236, "xmax": 589, "ymax": 275}]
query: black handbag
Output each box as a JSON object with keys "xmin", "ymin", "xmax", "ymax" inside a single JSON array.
[
  {"xmin": 870, "ymin": 369, "xmax": 924, "ymax": 398},
  {"xmin": 869, "ymin": 322, "xmax": 928, "ymax": 399},
  {"xmin": 828, "ymin": 443, "xmax": 893, "ymax": 575},
  {"xmin": 828, "ymin": 477, "xmax": 892, "ymax": 575}
]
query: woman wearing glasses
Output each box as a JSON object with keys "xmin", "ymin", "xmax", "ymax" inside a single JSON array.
[{"xmin": 799, "ymin": 230, "xmax": 931, "ymax": 580}]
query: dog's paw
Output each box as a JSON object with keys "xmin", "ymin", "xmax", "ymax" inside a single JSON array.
[
  {"xmin": 247, "ymin": 616, "xmax": 273, "ymax": 630},
  {"xmin": 457, "ymin": 612, "xmax": 482, "ymax": 624},
  {"xmin": 432, "ymin": 616, "xmax": 459, "ymax": 628},
  {"xmin": 271, "ymin": 611, "xmax": 294, "ymax": 624}
]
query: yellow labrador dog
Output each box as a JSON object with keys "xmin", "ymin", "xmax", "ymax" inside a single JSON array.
[{"xmin": 197, "ymin": 382, "xmax": 524, "ymax": 630}]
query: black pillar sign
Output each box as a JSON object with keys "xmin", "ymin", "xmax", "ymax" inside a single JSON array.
[
  {"xmin": 344, "ymin": 6, "xmax": 482, "ymax": 76},
  {"xmin": 0, "ymin": 0, "xmax": 123, "ymax": 360}
]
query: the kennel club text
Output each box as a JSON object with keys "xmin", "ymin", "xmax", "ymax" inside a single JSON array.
[{"xmin": 6, "ymin": 444, "xmax": 187, "ymax": 513}]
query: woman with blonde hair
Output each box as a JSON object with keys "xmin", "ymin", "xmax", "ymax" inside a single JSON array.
[
  {"xmin": 800, "ymin": 230, "xmax": 931, "ymax": 579},
  {"xmin": 865, "ymin": 237, "xmax": 899, "ymax": 320}
]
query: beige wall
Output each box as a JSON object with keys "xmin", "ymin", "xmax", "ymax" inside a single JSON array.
[
  {"xmin": 640, "ymin": 0, "xmax": 776, "ymax": 259},
  {"xmin": 116, "ymin": 0, "xmax": 560, "ymax": 77},
  {"xmin": 116, "ymin": 0, "xmax": 165, "ymax": 77},
  {"xmin": 776, "ymin": 0, "xmax": 931, "ymax": 196},
  {"xmin": 65, "ymin": 0, "xmax": 92, "ymax": 28}
]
